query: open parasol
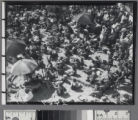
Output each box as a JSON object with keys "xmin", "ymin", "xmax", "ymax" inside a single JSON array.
[
  {"xmin": 78, "ymin": 14, "xmax": 92, "ymax": 25},
  {"xmin": 6, "ymin": 40, "xmax": 26, "ymax": 57},
  {"xmin": 74, "ymin": 12, "xmax": 93, "ymax": 26},
  {"xmin": 11, "ymin": 59, "xmax": 38, "ymax": 75}
]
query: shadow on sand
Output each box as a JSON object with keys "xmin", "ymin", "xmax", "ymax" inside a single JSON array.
[{"xmin": 31, "ymin": 81, "xmax": 55, "ymax": 101}]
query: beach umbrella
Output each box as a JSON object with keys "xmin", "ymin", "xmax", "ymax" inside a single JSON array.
[
  {"xmin": 73, "ymin": 11, "xmax": 86, "ymax": 22},
  {"xmin": 11, "ymin": 59, "xmax": 38, "ymax": 75},
  {"xmin": 6, "ymin": 40, "xmax": 26, "ymax": 57},
  {"xmin": 78, "ymin": 14, "xmax": 92, "ymax": 25},
  {"xmin": 74, "ymin": 13, "xmax": 92, "ymax": 25}
]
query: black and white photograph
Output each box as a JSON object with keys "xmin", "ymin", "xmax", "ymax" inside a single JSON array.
[{"xmin": 3, "ymin": 1, "xmax": 136, "ymax": 104}]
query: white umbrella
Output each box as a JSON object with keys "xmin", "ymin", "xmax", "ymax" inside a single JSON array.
[{"xmin": 11, "ymin": 59, "xmax": 38, "ymax": 75}]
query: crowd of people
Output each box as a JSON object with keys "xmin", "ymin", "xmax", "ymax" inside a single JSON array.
[{"xmin": 6, "ymin": 3, "xmax": 134, "ymax": 104}]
